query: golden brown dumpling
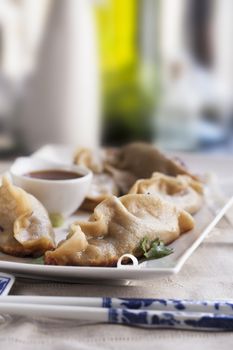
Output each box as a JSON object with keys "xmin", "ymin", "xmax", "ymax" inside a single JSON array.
[
  {"xmin": 80, "ymin": 173, "xmax": 119, "ymax": 211},
  {"xmin": 73, "ymin": 147, "xmax": 104, "ymax": 173},
  {"xmin": 74, "ymin": 143, "xmax": 198, "ymax": 211},
  {"xmin": 0, "ymin": 177, "xmax": 55, "ymax": 257},
  {"xmin": 129, "ymin": 173, "xmax": 203, "ymax": 214},
  {"xmin": 45, "ymin": 194, "xmax": 194, "ymax": 266},
  {"xmin": 106, "ymin": 142, "xmax": 197, "ymax": 183},
  {"xmin": 74, "ymin": 148, "xmax": 119, "ymax": 211}
]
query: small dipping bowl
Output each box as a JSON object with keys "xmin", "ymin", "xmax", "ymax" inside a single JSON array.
[{"xmin": 10, "ymin": 157, "xmax": 93, "ymax": 217}]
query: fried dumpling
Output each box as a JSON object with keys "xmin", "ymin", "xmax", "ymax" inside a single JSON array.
[
  {"xmin": 74, "ymin": 147, "xmax": 104, "ymax": 173},
  {"xmin": 103, "ymin": 164, "xmax": 137, "ymax": 195},
  {"xmin": 129, "ymin": 173, "xmax": 203, "ymax": 214},
  {"xmin": 0, "ymin": 177, "xmax": 55, "ymax": 257},
  {"xmin": 80, "ymin": 173, "xmax": 119, "ymax": 211},
  {"xmin": 45, "ymin": 194, "xmax": 194, "ymax": 266},
  {"xmin": 74, "ymin": 143, "xmax": 198, "ymax": 211},
  {"xmin": 74, "ymin": 148, "xmax": 119, "ymax": 211},
  {"xmin": 106, "ymin": 142, "xmax": 197, "ymax": 183}
]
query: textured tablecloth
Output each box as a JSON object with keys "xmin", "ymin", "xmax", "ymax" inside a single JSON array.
[{"xmin": 1, "ymin": 161, "xmax": 233, "ymax": 349}]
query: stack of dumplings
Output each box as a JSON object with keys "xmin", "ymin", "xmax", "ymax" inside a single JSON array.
[
  {"xmin": 0, "ymin": 143, "xmax": 204, "ymax": 266},
  {"xmin": 45, "ymin": 143, "xmax": 202, "ymax": 266}
]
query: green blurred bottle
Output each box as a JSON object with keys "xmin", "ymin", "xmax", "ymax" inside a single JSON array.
[{"xmin": 94, "ymin": 0, "xmax": 160, "ymax": 145}]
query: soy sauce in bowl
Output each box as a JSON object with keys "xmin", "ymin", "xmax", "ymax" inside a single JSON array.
[
  {"xmin": 24, "ymin": 169, "xmax": 83, "ymax": 181},
  {"xmin": 11, "ymin": 157, "xmax": 93, "ymax": 216}
]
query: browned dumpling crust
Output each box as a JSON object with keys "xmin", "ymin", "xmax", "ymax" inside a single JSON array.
[
  {"xmin": 74, "ymin": 148, "xmax": 119, "ymax": 211},
  {"xmin": 74, "ymin": 143, "xmax": 199, "ymax": 212},
  {"xmin": 45, "ymin": 194, "xmax": 194, "ymax": 266},
  {"xmin": 106, "ymin": 142, "xmax": 197, "ymax": 181},
  {"xmin": 0, "ymin": 177, "xmax": 55, "ymax": 257},
  {"xmin": 74, "ymin": 147, "xmax": 104, "ymax": 174},
  {"xmin": 129, "ymin": 173, "xmax": 203, "ymax": 214},
  {"xmin": 79, "ymin": 173, "xmax": 119, "ymax": 212}
]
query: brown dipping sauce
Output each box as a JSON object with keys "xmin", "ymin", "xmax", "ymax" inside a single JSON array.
[{"xmin": 25, "ymin": 169, "xmax": 83, "ymax": 181}]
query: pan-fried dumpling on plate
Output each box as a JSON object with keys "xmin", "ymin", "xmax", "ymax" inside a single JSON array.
[
  {"xmin": 45, "ymin": 194, "xmax": 194, "ymax": 266},
  {"xmin": 73, "ymin": 143, "xmax": 198, "ymax": 211},
  {"xmin": 73, "ymin": 147, "xmax": 104, "ymax": 174},
  {"xmin": 80, "ymin": 173, "xmax": 119, "ymax": 211},
  {"xmin": 129, "ymin": 173, "xmax": 203, "ymax": 214},
  {"xmin": 104, "ymin": 164, "xmax": 137, "ymax": 195},
  {"xmin": 74, "ymin": 147, "xmax": 119, "ymax": 211},
  {"xmin": 106, "ymin": 142, "xmax": 197, "ymax": 183},
  {"xmin": 0, "ymin": 177, "xmax": 55, "ymax": 257}
]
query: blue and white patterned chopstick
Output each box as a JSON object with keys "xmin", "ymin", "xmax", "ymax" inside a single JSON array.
[
  {"xmin": 3, "ymin": 296, "xmax": 232, "ymax": 315},
  {"xmin": 108, "ymin": 308, "xmax": 233, "ymax": 330},
  {"xmin": 102, "ymin": 298, "xmax": 233, "ymax": 315},
  {"xmin": 1, "ymin": 297, "xmax": 233, "ymax": 330}
]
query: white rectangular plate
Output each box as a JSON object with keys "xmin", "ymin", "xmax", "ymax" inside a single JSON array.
[{"xmin": 0, "ymin": 145, "xmax": 233, "ymax": 282}]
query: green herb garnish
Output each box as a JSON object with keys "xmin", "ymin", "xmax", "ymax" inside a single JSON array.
[
  {"xmin": 49, "ymin": 213, "xmax": 64, "ymax": 228},
  {"xmin": 33, "ymin": 256, "xmax": 44, "ymax": 265},
  {"xmin": 141, "ymin": 237, "xmax": 173, "ymax": 260}
]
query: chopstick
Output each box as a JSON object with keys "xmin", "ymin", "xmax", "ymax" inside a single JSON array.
[
  {"xmin": 0, "ymin": 301, "xmax": 233, "ymax": 330},
  {"xmin": 0, "ymin": 296, "xmax": 233, "ymax": 315},
  {"xmin": 1, "ymin": 297, "xmax": 233, "ymax": 330}
]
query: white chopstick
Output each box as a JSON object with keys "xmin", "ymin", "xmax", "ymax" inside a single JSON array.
[
  {"xmin": 0, "ymin": 296, "xmax": 104, "ymax": 307},
  {"xmin": 0, "ymin": 303, "xmax": 106, "ymax": 322},
  {"xmin": 0, "ymin": 301, "xmax": 233, "ymax": 330}
]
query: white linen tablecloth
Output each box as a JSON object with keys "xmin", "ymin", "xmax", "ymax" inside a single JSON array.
[{"xmin": 1, "ymin": 161, "xmax": 233, "ymax": 349}]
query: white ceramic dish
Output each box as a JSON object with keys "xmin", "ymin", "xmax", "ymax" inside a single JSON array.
[
  {"xmin": 10, "ymin": 157, "xmax": 92, "ymax": 217},
  {"xmin": 0, "ymin": 144, "xmax": 232, "ymax": 282}
]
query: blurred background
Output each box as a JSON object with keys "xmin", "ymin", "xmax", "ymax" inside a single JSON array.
[{"xmin": 0, "ymin": 0, "xmax": 232, "ymax": 157}]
